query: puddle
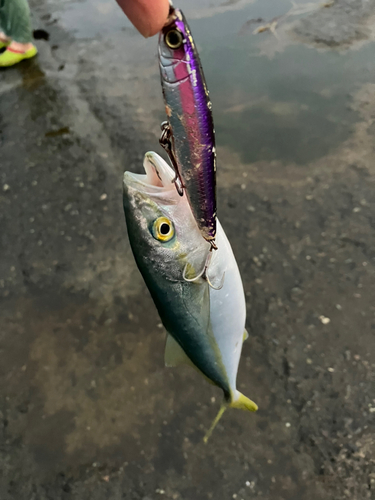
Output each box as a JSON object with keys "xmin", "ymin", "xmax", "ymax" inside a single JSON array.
[
  {"xmin": 204, "ymin": 41, "xmax": 375, "ymax": 164},
  {"xmin": 188, "ymin": 0, "xmax": 375, "ymax": 165}
]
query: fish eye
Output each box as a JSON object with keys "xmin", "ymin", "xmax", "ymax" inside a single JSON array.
[
  {"xmin": 152, "ymin": 217, "xmax": 175, "ymax": 242},
  {"xmin": 165, "ymin": 28, "xmax": 183, "ymax": 49}
]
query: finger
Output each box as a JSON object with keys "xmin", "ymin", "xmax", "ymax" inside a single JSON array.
[{"xmin": 116, "ymin": 0, "xmax": 170, "ymax": 37}]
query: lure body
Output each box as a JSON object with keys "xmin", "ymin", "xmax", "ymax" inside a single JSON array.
[
  {"xmin": 123, "ymin": 153, "xmax": 257, "ymax": 422},
  {"xmin": 158, "ymin": 8, "xmax": 217, "ymax": 243}
]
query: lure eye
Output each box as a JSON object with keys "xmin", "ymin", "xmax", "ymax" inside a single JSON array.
[
  {"xmin": 165, "ymin": 28, "xmax": 183, "ymax": 49},
  {"xmin": 152, "ymin": 217, "xmax": 175, "ymax": 242}
]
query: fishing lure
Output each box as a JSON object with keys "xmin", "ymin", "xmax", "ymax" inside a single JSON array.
[
  {"xmin": 123, "ymin": 152, "xmax": 257, "ymax": 440},
  {"xmin": 158, "ymin": 7, "xmax": 217, "ymax": 246}
]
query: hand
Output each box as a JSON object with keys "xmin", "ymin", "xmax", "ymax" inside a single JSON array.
[{"xmin": 116, "ymin": 0, "xmax": 170, "ymax": 37}]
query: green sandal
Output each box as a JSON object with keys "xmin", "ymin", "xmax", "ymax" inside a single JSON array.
[{"xmin": 0, "ymin": 45, "xmax": 37, "ymax": 67}]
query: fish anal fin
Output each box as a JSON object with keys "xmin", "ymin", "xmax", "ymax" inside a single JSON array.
[
  {"xmin": 164, "ymin": 334, "xmax": 195, "ymax": 368},
  {"xmin": 243, "ymin": 329, "xmax": 249, "ymax": 342}
]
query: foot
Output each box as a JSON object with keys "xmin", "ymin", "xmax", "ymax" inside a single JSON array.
[
  {"xmin": 0, "ymin": 42, "xmax": 38, "ymax": 67},
  {"xmin": 0, "ymin": 32, "xmax": 10, "ymax": 50}
]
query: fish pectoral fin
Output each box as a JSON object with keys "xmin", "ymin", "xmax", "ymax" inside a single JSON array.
[
  {"xmin": 243, "ymin": 329, "xmax": 249, "ymax": 342},
  {"xmin": 230, "ymin": 391, "xmax": 258, "ymax": 412},
  {"xmin": 164, "ymin": 334, "xmax": 195, "ymax": 368}
]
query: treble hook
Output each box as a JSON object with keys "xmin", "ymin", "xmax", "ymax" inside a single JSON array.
[
  {"xmin": 206, "ymin": 271, "xmax": 225, "ymax": 291},
  {"xmin": 159, "ymin": 121, "xmax": 184, "ymax": 196},
  {"xmin": 182, "ymin": 242, "xmax": 225, "ymax": 290}
]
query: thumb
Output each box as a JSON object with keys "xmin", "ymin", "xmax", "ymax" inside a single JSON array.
[{"xmin": 116, "ymin": 0, "xmax": 170, "ymax": 37}]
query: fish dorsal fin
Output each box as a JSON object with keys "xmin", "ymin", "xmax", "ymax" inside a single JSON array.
[
  {"xmin": 164, "ymin": 334, "xmax": 195, "ymax": 368},
  {"xmin": 243, "ymin": 329, "xmax": 249, "ymax": 342}
]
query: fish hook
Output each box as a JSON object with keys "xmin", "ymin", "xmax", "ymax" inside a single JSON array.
[
  {"xmin": 159, "ymin": 121, "xmax": 184, "ymax": 196},
  {"xmin": 206, "ymin": 270, "xmax": 225, "ymax": 291},
  {"xmin": 182, "ymin": 262, "xmax": 206, "ymax": 282},
  {"xmin": 182, "ymin": 242, "xmax": 225, "ymax": 290}
]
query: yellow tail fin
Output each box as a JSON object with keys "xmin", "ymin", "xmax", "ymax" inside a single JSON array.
[
  {"xmin": 230, "ymin": 392, "xmax": 258, "ymax": 412},
  {"xmin": 203, "ymin": 392, "xmax": 258, "ymax": 443}
]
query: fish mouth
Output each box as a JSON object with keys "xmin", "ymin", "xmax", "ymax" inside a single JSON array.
[{"xmin": 123, "ymin": 152, "xmax": 175, "ymax": 193}]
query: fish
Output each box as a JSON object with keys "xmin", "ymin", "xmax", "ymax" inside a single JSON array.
[
  {"xmin": 158, "ymin": 8, "xmax": 217, "ymax": 244},
  {"xmin": 123, "ymin": 152, "xmax": 257, "ymax": 440}
]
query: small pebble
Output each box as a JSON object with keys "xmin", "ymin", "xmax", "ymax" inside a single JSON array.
[
  {"xmin": 3, "ymin": 184, "xmax": 10, "ymax": 192},
  {"xmin": 100, "ymin": 193, "xmax": 108, "ymax": 201},
  {"xmin": 319, "ymin": 315, "xmax": 330, "ymax": 325}
]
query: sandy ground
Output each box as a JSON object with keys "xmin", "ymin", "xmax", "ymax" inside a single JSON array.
[{"xmin": 0, "ymin": 0, "xmax": 375, "ymax": 499}]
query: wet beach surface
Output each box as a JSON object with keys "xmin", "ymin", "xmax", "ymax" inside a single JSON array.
[{"xmin": 1, "ymin": 0, "xmax": 375, "ymax": 498}]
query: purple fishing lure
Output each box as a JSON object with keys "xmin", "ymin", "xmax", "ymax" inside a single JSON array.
[{"xmin": 158, "ymin": 8, "xmax": 217, "ymax": 243}]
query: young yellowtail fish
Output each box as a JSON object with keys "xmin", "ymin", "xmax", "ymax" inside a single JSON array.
[
  {"xmin": 158, "ymin": 7, "xmax": 217, "ymax": 245},
  {"xmin": 123, "ymin": 152, "xmax": 257, "ymax": 440}
]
